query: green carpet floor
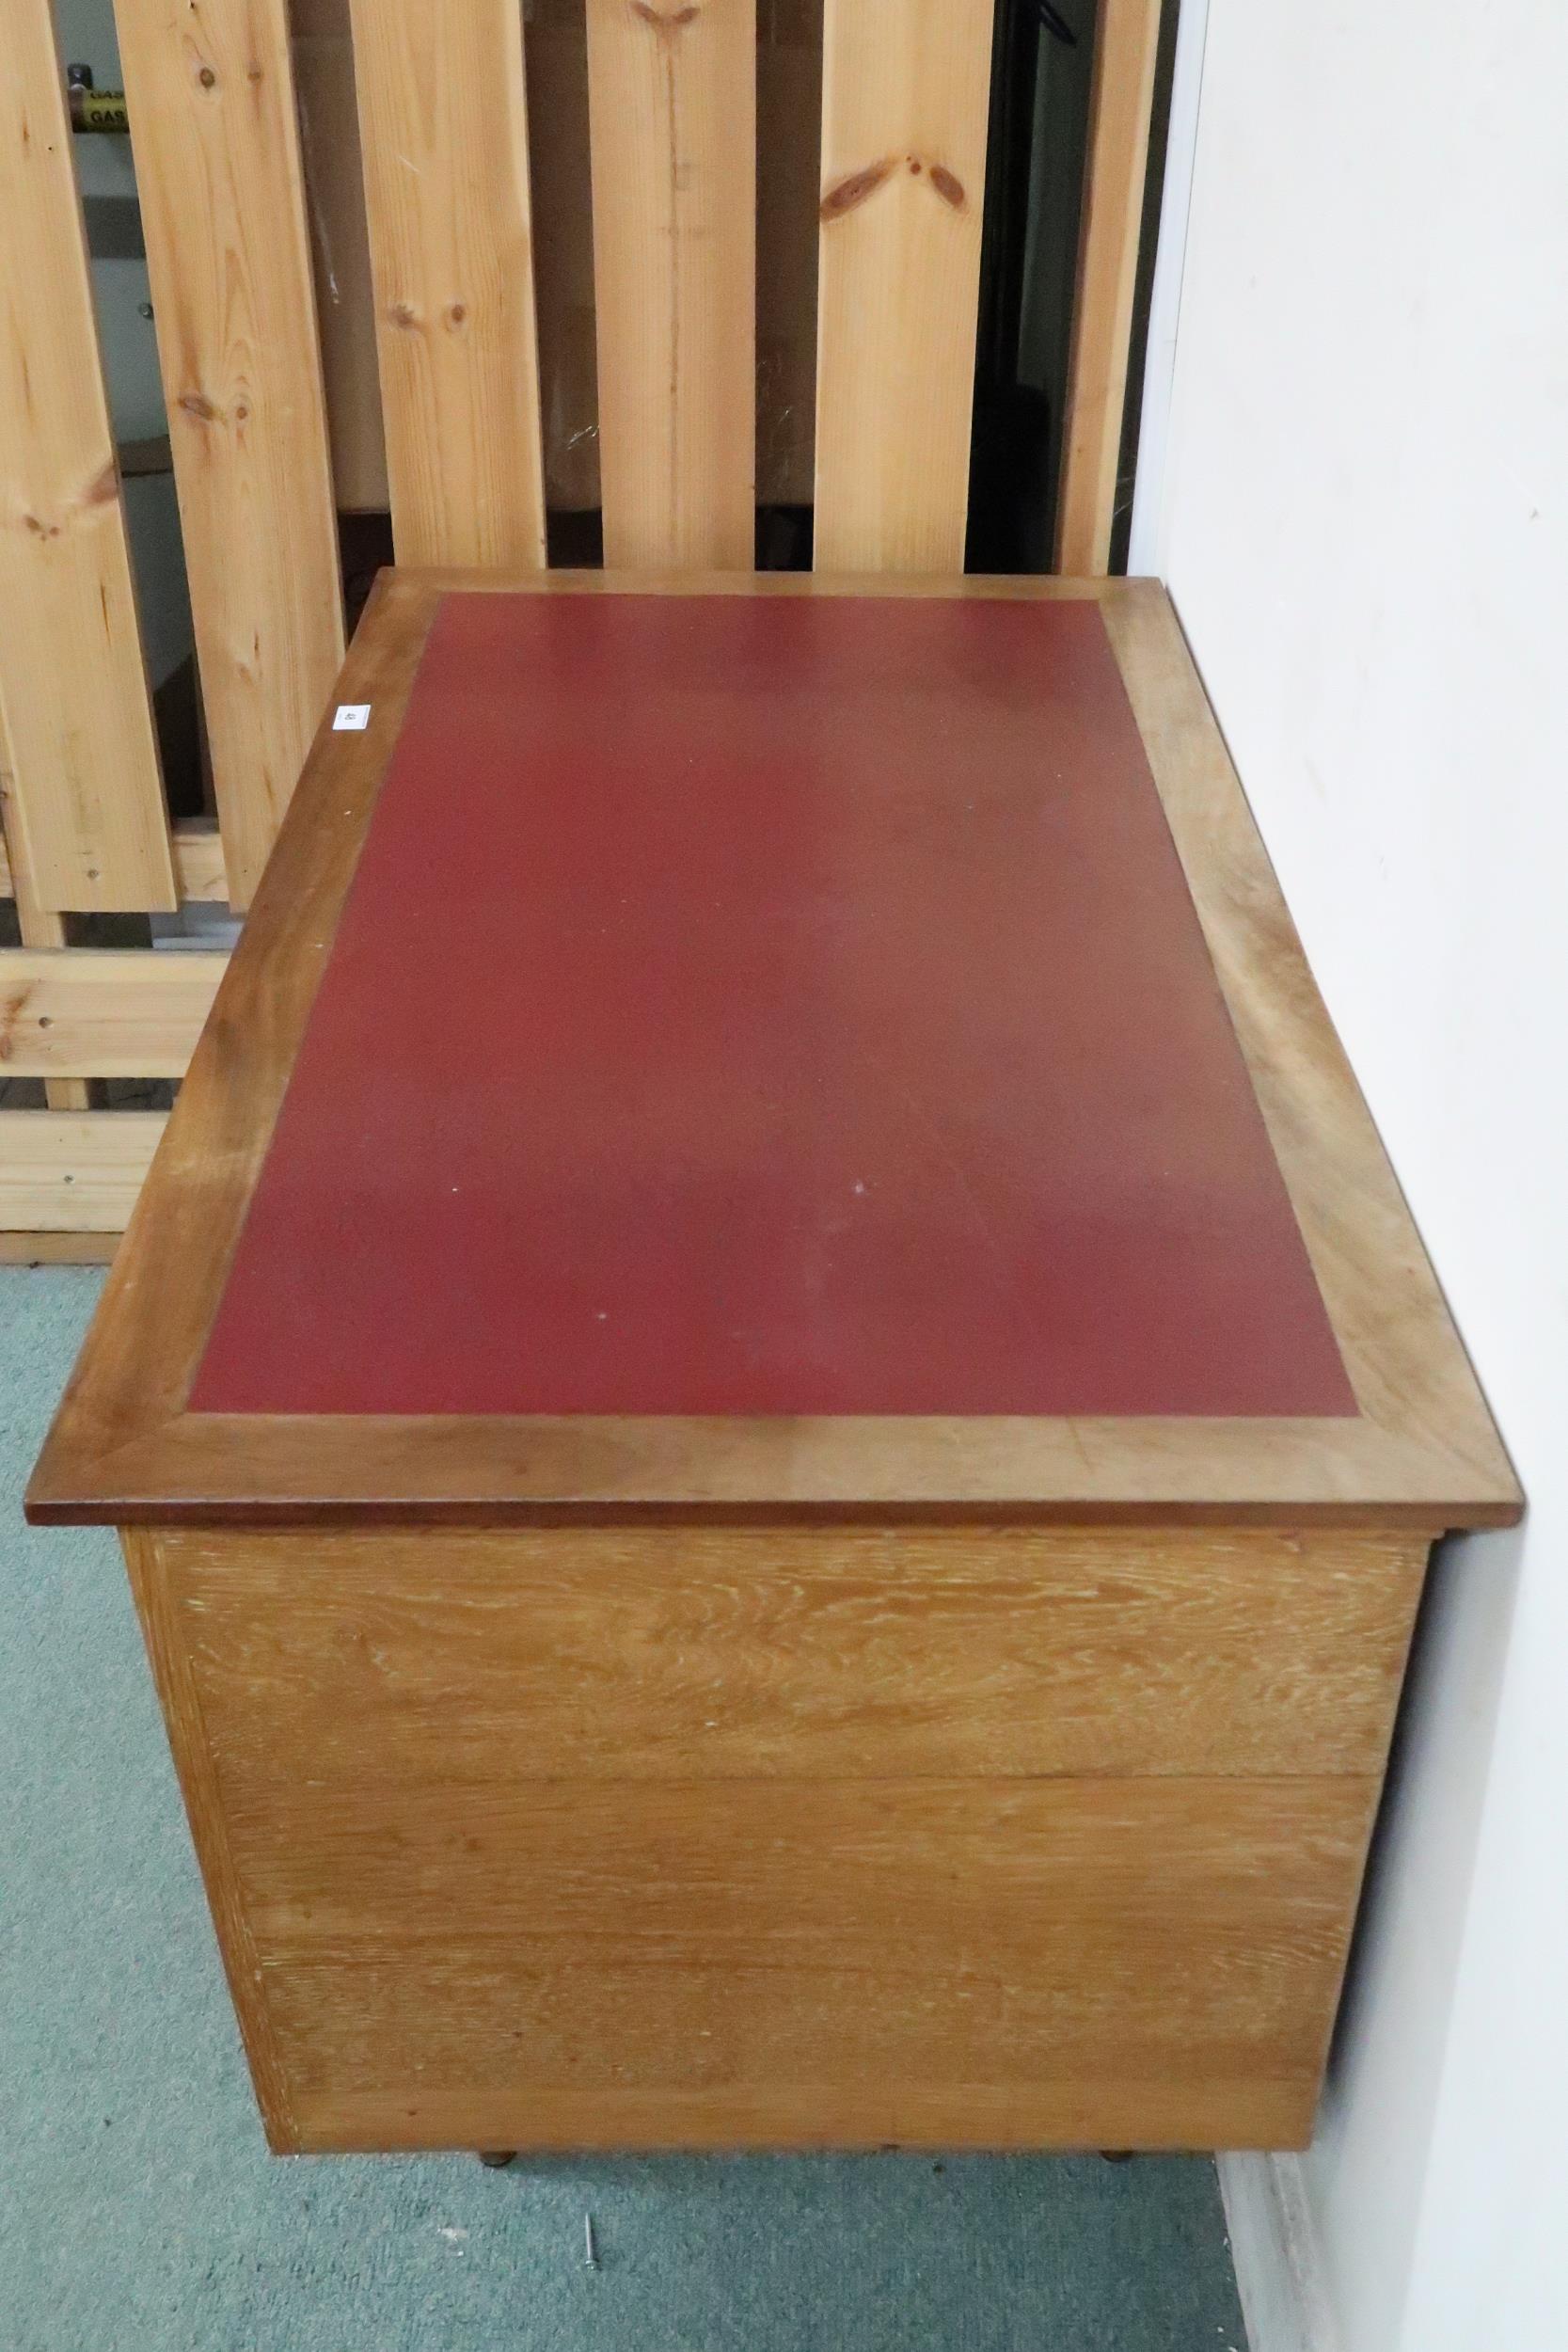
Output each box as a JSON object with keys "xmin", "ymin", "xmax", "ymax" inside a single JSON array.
[{"xmin": 1, "ymin": 1266, "xmax": 1248, "ymax": 2352}]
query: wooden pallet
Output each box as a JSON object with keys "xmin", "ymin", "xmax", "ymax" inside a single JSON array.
[{"xmin": 0, "ymin": 0, "xmax": 1162, "ymax": 1251}]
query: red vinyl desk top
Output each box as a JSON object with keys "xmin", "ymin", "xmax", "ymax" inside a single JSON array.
[{"xmin": 189, "ymin": 591, "xmax": 1354, "ymax": 1422}]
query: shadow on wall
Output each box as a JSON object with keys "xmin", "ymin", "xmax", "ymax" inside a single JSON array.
[{"xmin": 1314, "ymin": 1518, "xmax": 1525, "ymax": 2343}]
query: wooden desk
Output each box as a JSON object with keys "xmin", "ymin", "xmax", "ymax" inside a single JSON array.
[{"xmin": 28, "ymin": 572, "xmax": 1519, "ymax": 2156}]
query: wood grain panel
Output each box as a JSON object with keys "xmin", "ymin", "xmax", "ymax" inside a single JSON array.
[
  {"xmin": 0, "ymin": 1111, "xmax": 164, "ymax": 1231},
  {"xmin": 0, "ymin": 948, "xmax": 224, "ymax": 1078},
  {"xmin": 814, "ymin": 0, "xmax": 994, "ymax": 570},
  {"xmin": 164, "ymin": 1523, "xmax": 1426, "ymax": 1785},
  {"xmin": 239, "ymin": 1775, "xmax": 1369, "ymax": 1958},
  {"xmin": 0, "ymin": 0, "xmax": 174, "ymax": 914},
  {"xmin": 244, "ymin": 1775, "xmax": 1370, "ymax": 2152},
  {"xmin": 1054, "ymin": 0, "xmax": 1162, "ymax": 573},
  {"xmin": 116, "ymin": 0, "xmax": 344, "ymax": 910},
  {"xmin": 586, "ymin": 0, "xmax": 756, "ymax": 567},
  {"xmin": 348, "ymin": 0, "xmax": 546, "ymax": 565}
]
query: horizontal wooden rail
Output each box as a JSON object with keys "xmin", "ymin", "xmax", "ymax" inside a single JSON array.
[
  {"xmin": 0, "ymin": 950, "xmax": 225, "ymax": 1079},
  {"xmin": 0, "ymin": 822, "xmax": 230, "ymax": 907},
  {"xmin": 0, "ymin": 1111, "xmax": 166, "ymax": 1232}
]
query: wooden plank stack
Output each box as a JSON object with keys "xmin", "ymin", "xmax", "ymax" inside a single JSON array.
[{"xmin": 0, "ymin": 0, "xmax": 1163, "ymax": 1250}]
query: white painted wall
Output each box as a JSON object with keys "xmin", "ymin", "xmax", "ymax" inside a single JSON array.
[{"xmin": 1140, "ymin": 5, "xmax": 1568, "ymax": 2348}]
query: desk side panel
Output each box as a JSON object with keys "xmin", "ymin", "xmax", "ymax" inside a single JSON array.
[{"xmin": 125, "ymin": 1520, "xmax": 1425, "ymax": 2153}]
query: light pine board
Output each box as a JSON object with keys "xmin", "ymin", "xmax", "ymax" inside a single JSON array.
[
  {"xmin": 0, "ymin": 949, "xmax": 225, "ymax": 1079},
  {"xmin": 257, "ymin": 1768, "xmax": 1363, "ymax": 2154},
  {"xmin": 115, "ymin": 0, "xmax": 344, "ymax": 910},
  {"xmin": 1055, "ymin": 0, "xmax": 1162, "ymax": 574},
  {"xmin": 0, "ymin": 1110, "xmax": 165, "ymax": 1232},
  {"xmin": 1, "ymin": 702, "xmax": 88, "ymax": 1109},
  {"xmin": 814, "ymin": 0, "xmax": 994, "ymax": 571},
  {"xmin": 348, "ymin": 0, "xmax": 546, "ymax": 566},
  {"xmin": 586, "ymin": 0, "xmax": 756, "ymax": 568},
  {"xmin": 0, "ymin": 1231, "xmax": 120, "ymax": 1263},
  {"xmin": 129, "ymin": 1516, "xmax": 1395, "ymax": 2155},
  {"xmin": 0, "ymin": 0, "xmax": 174, "ymax": 915}
]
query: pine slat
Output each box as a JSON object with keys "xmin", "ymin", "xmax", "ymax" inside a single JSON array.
[
  {"xmin": 0, "ymin": 0, "xmax": 175, "ymax": 915},
  {"xmin": 0, "ymin": 949, "xmax": 225, "ymax": 1079},
  {"xmin": 165, "ymin": 822, "xmax": 230, "ymax": 905},
  {"xmin": 1, "ymin": 698, "xmax": 88, "ymax": 1108},
  {"xmin": 814, "ymin": 0, "xmax": 995, "ymax": 572},
  {"xmin": 349, "ymin": 0, "xmax": 546, "ymax": 566},
  {"xmin": 1054, "ymin": 0, "xmax": 1162, "ymax": 575},
  {"xmin": 586, "ymin": 0, "xmax": 756, "ymax": 568},
  {"xmin": 115, "ymin": 0, "xmax": 345, "ymax": 910},
  {"xmin": 0, "ymin": 1111, "xmax": 165, "ymax": 1232}
]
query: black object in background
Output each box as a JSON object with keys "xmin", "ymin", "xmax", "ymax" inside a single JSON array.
[{"xmin": 967, "ymin": 0, "xmax": 1092, "ymax": 574}]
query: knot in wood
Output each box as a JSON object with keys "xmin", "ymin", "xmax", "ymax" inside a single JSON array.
[{"xmin": 630, "ymin": 0, "xmax": 701, "ymax": 32}]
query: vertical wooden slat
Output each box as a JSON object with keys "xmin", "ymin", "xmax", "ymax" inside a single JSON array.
[
  {"xmin": 116, "ymin": 0, "xmax": 345, "ymax": 911},
  {"xmin": 348, "ymin": 0, "xmax": 546, "ymax": 567},
  {"xmin": 586, "ymin": 0, "xmax": 756, "ymax": 569},
  {"xmin": 0, "ymin": 705, "xmax": 89, "ymax": 1110},
  {"xmin": 813, "ymin": 0, "xmax": 994, "ymax": 573},
  {"xmin": 1054, "ymin": 0, "xmax": 1162, "ymax": 576},
  {"xmin": 0, "ymin": 0, "xmax": 175, "ymax": 914}
]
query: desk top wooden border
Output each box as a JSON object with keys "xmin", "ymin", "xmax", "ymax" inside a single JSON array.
[{"xmin": 26, "ymin": 570, "xmax": 1521, "ymax": 1533}]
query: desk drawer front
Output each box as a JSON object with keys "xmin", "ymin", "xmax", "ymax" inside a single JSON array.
[
  {"xmin": 255, "ymin": 1774, "xmax": 1370, "ymax": 2154},
  {"xmin": 160, "ymin": 1522, "xmax": 1422, "ymax": 1784}
]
